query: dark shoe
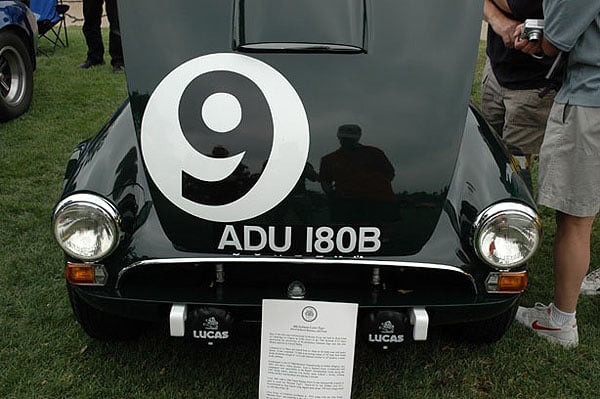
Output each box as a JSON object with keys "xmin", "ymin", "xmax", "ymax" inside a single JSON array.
[
  {"xmin": 79, "ymin": 59, "xmax": 105, "ymax": 69},
  {"xmin": 112, "ymin": 64, "xmax": 125, "ymax": 74}
]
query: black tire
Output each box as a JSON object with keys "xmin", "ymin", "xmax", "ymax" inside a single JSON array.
[
  {"xmin": 446, "ymin": 302, "xmax": 519, "ymax": 344},
  {"xmin": 68, "ymin": 286, "xmax": 149, "ymax": 341},
  {"xmin": 0, "ymin": 30, "xmax": 34, "ymax": 122}
]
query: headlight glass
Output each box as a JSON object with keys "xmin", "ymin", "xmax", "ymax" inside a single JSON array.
[
  {"xmin": 473, "ymin": 202, "xmax": 542, "ymax": 269},
  {"xmin": 52, "ymin": 194, "xmax": 121, "ymax": 261}
]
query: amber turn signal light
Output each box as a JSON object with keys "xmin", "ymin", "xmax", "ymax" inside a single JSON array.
[
  {"xmin": 485, "ymin": 271, "xmax": 528, "ymax": 293},
  {"xmin": 66, "ymin": 262, "xmax": 108, "ymax": 285}
]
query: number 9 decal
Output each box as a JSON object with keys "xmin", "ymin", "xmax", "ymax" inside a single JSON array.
[{"xmin": 141, "ymin": 53, "xmax": 310, "ymax": 222}]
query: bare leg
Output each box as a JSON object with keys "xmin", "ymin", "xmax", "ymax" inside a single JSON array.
[{"xmin": 553, "ymin": 211, "xmax": 595, "ymax": 313}]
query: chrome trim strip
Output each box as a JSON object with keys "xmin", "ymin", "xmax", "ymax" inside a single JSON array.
[{"xmin": 116, "ymin": 257, "xmax": 476, "ymax": 292}]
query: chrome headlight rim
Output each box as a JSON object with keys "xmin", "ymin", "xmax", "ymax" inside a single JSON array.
[
  {"xmin": 473, "ymin": 202, "xmax": 542, "ymax": 270},
  {"xmin": 52, "ymin": 193, "xmax": 122, "ymax": 262}
]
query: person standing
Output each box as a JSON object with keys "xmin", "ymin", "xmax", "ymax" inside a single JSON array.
[
  {"xmin": 513, "ymin": 0, "xmax": 600, "ymax": 348},
  {"xmin": 79, "ymin": 0, "xmax": 124, "ymax": 73},
  {"xmin": 481, "ymin": 0, "xmax": 560, "ymax": 192}
]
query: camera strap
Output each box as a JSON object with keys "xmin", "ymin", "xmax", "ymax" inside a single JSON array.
[{"xmin": 539, "ymin": 51, "xmax": 567, "ymax": 98}]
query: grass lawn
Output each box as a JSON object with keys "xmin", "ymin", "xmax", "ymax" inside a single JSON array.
[{"xmin": 0, "ymin": 32, "xmax": 598, "ymax": 399}]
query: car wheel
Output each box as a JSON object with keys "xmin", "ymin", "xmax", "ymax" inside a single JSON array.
[
  {"xmin": 0, "ymin": 31, "xmax": 34, "ymax": 122},
  {"xmin": 446, "ymin": 302, "xmax": 519, "ymax": 344},
  {"xmin": 68, "ymin": 286, "xmax": 149, "ymax": 341}
]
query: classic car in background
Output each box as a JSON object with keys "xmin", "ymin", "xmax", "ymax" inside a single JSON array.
[
  {"xmin": 52, "ymin": 0, "xmax": 542, "ymax": 349},
  {"xmin": 0, "ymin": 0, "xmax": 36, "ymax": 122}
]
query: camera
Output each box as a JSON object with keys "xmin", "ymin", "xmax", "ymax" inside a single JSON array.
[{"xmin": 520, "ymin": 19, "xmax": 544, "ymax": 42}]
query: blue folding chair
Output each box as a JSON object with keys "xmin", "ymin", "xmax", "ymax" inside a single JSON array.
[{"xmin": 29, "ymin": 0, "xmax": 69, "ymax": 55}]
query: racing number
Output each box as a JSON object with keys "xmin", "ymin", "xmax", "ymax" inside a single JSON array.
[{"xmin": 141, "ymin": 53, "xmax": 310, "ymax": 222}]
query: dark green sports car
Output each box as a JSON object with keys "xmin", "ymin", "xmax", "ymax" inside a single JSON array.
[{"xmin": 52, "ymin": 0, "xmax": 542, "ymax": 348}]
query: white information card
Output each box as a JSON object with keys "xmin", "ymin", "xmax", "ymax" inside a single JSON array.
[{"xmin": 259, "ymin": 299, "xmax": 358, "ymax": 399}]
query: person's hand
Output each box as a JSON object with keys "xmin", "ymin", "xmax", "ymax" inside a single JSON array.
[
  {"xmin": 513, "ymin": 23, "xmax": 543, "ymax": 56},
  {"xmin": 491, "ymin": 19, "xmax": 520, "ymax": 48}
]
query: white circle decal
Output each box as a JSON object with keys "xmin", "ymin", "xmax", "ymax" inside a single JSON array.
[
  {"xmin": 201, "ymin": 92, "xmax": 242, "ymax": 133},
  {"xmin": 141, "ymin": 53, "xmax": 310, "ymax": 222}
]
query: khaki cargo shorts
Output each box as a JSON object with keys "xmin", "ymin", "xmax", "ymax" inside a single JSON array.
[
  {"xmin": 537, "ymin": 103, "xmax": 600, "ymax": 217},
  {"xmin": 480, "ymin": 60, "xmax": 555, "ymax": 155}
]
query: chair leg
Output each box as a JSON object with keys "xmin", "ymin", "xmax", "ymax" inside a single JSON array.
[
  {"xmin": 64, "ymin": 22, "xmax": 69, "ymax": 47},
  {"xmin": 37, "ymin": 19, "xmax": 69, "ymax": 55}
]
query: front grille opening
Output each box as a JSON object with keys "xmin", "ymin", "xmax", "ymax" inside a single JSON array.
[{"xmin": 118, "ymin": 261, "xmax": 475, "ymax": 301}]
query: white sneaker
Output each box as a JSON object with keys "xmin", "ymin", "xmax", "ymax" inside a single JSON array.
[
  {"xmin": 581, "ymin": 268, "xmax": 600, "ymax": 296},
  {"xmin": 515, "ymin": 303, "xmax": 578, "ymax": 348}
]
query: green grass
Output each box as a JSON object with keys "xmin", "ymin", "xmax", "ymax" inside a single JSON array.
[
  {"xmin": 1, "ymin": 31, "xmax": 598, "ymax": 399},
  {"xmin": 471, "ymin": 41, "xmax": 487, "ymax": 106}
]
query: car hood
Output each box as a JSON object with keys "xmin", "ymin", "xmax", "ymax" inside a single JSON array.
[{"xmin": 119, "ymin": 0, "xmax": 483, "ymax": 256}]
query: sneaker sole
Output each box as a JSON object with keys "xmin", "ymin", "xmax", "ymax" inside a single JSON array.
[
  {"xmin": 535, "ymin": 331, "xmax": 578, "ymax": 348},
  {"xmin": 580, "ymin": 288, "xmax": 599, "ymax": 296}
]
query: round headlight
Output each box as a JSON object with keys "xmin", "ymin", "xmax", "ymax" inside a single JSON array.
[
  {"xmin": 473, "ymin": 202, "xmax": 542, "ymax": 270},
  {"xmin": 52, "ymin": 193, "xmax": 122, "ymax": 261}
]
